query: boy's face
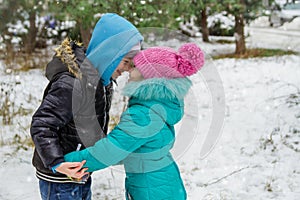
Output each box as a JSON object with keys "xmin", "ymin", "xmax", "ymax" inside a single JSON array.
[{"xmin": 111, "ymin": 58, "xmax": 134, "ymax": 80}]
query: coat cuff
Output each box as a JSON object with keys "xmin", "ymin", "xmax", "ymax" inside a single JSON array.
[{"xmin": 51, "ymin": 162, "xmax": 63, "ymax": 173}]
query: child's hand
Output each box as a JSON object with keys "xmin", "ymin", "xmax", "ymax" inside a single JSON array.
[
  {"xmin": 56, "ymin": 160, "xmax": 89, "ymax": 180},
  {"xmin": 65, "ymin": 148, "xmax": 107, "ymax": 172}
]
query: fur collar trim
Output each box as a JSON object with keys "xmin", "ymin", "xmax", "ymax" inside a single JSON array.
[
  {"xmin": 122, "ymin": 78, "xmax": 192, "ymax": 101},
  {"xmin": 54, "ymin": 38, "xmax": 83, "ymax": 79}
]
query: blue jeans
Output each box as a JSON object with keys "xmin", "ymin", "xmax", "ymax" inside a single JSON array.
[{"xmin": 39, "ymin": 178, "xmax": 92, "ymax": 200}]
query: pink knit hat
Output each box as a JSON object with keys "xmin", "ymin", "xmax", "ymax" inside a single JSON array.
[{"xmin": 133, "ymin": 43, "xmax": 204, "ymax": 79}]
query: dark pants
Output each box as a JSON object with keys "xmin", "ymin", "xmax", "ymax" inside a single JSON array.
[{"xmin": 39, "ymin": 178, "xmax": 92, "ymax": 200}]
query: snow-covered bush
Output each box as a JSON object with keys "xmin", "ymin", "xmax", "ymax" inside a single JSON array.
[
  {"xmin": 0, "ymin": 11, "xmax": 77, "ymax": 70},
  {"xmin": 207, "ymin": 11, "xmax": 235, "ymax": 36},
  {"xmin": 179, "ymin": 15, "xmax": 202, "ymax": 37},
  {"xmin": 37, "ymin": 16, "xmax": 77, "ymax": 45},
  {"xmin": 179, "ymin": 11, "xmax": 235, "ymax": 37},
  {"xmin": 1, "ymin": 12, "xmax": 76, "ymax": 50}
]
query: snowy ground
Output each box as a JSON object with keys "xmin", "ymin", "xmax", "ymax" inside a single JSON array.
[
  {"xmin": 0, "ymin": 19, "xmax": 300, "ymax": 199},
  {"xmin": 246, "ymin": 17, "xmax": 300, "ymax": 53}
]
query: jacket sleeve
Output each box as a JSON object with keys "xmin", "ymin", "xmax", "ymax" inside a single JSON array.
[
  {"xmin": 64, "ymin": 105, "xmax": 163, "ymax": 172},
  {"xmin": 31, "ymin": 75, "xmax": 82, "ymax": 169}
]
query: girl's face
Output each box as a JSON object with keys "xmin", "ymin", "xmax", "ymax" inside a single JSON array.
[{"xmin": 129, "ymin": 67, "xmax": 144, "ymax": 82}]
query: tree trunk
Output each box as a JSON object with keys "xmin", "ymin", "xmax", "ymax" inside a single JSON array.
[
  {"xmin": 200, "ymin": 7, "xmax": 210, "ymax": 42},
  {"xmin": 24, "ymin": 11, "xmax": 37, "ymax": 54},
  {"xmin": 79, "ymin": 22, "xmax": 91, "ymax": 48},
  {"xmin": 4, "ymin": 31, "xmax": 14, "ymax": 68},
  {"xmin": 234, "ymin": 14, "xmax": 246, "ymax": 54}
]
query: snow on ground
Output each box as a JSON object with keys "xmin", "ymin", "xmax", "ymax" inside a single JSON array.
[
  {"xmin": 1, "ymin": 54, "xmax": 299, "ymax": 200},
  {"xmin": 279, "ymin": 17, "xmax": 300, "ymax": 31},
  {"xmin": 245, "ymin": 16, "xmax": 300, "ymax": 53},
  {"xmin": 1, "ymin": 22, "xmax": 300, "ymax": 199},
  {"xmin": 184, "ymin": 55, "xmax": 300, "ymax": 199},
  {"xmin": 249, "ymin": 16, "xmax": 271, "ymax": 27}
]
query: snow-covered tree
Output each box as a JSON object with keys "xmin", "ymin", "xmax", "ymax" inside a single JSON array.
[
  {"xmin": 217, "ymin": 0, "xmax": 273, "ymax": 54},
  {"xmin": 0, "ymin": 0, "xmax": 46, "ymax": 54},
  {"xmin": 178, "ymin": 0, "xmax": 219, "ymax": 42},
  {"xmin": 47, "ymin": 0, "xmax": 110, "ymax": 46},
  {"xmin": 122, "ymin": 0, "xmax": 179, "ymax": 28}
]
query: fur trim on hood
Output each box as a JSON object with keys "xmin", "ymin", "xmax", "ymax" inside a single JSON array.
[
  {"xmin": 54, "ymin": 38, "xmax": 83, "ymax": 79},
  {"xmin": 122, "ymin": 78, "xmax": 192, "ymax": 101}
]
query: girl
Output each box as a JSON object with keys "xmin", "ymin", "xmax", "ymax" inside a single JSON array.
[{"xmin": 65, "ymin": 43, "xmax": 205, "ymax": 199}]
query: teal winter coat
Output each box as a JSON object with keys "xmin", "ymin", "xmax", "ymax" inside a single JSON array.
[{"xmin": 65, "ymin": 78, "xmax": 192, "ymax": 200}]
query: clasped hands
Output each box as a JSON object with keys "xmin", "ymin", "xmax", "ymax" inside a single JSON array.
[{"xmin": 56, "ymin": 160, "xmax": 90, "ymax": 181}]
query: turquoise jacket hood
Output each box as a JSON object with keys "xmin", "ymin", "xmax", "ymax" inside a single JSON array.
[
  {"xmin": 86, "ymin": 13, "xmax": 143, "ymax": 86},
  {"xmin": 123, "ymin": 78, "xmax": 192, "ymax": 125}
]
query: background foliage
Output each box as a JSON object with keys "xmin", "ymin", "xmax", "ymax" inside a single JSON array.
[{"xmin": 0, "ymin": 0, "xmax": 274, "ymax": 63}]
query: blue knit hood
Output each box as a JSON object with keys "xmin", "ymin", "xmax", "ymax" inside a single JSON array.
[{"xmin": 86, "ymin": 13, "xmax": 143, "ymax": 86}]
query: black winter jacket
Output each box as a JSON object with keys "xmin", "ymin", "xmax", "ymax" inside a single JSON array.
[{"xmin": 31, "ymin": 40, "xmax": 113, "ymax": 183}]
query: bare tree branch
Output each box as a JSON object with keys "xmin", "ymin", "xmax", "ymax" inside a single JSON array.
[{"xmin": 198, "ymin": 165, "xmax": 261, "ymax": 187}]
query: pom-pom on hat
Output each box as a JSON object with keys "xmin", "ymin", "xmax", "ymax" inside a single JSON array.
[{"xmin": 133, "ymin": 43, "xmax": 204, "ymax": 79}]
